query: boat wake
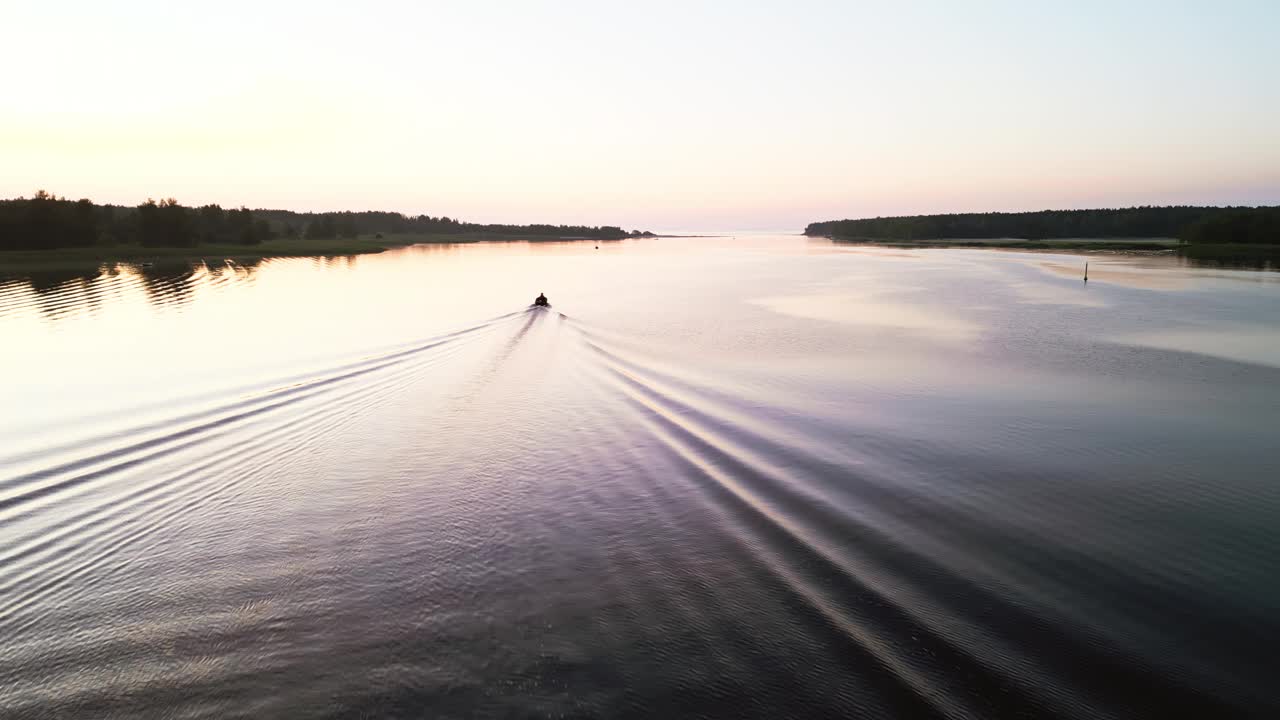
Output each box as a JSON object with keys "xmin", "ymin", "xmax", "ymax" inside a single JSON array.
[{"xmin": 0, "ymin": 305, "xmax": 1270, "ymax": 718}]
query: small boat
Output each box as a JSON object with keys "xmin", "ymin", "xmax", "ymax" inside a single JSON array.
[{"xmin": 533, "ymin": 293, "xmax": 550, "ymax": 307}]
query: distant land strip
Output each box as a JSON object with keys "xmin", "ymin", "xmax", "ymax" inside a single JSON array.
[
  {"xmin": 804, "ymin": 206, "xmax": 1280, "ymax": 262},
  {"xmin": 0, "ymin": 191, "xmax": 654, "ymax": 267}
]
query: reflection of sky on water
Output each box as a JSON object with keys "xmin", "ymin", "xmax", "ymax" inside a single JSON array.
[
  {"xmin": 4, "ymin": 236, "xmax": 1280, "ymax": 448},
  {"xmin": 3, "ymin": 236, "xmax": 1280, "ymax": 718}
]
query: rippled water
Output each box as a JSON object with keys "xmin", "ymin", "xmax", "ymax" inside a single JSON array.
[{"xmin": 2, "ymin": 237, "xmax": 1278, "ymax": 718}]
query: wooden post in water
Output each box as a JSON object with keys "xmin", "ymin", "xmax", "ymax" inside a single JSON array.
[{"xmin": 1084, "ymin": 261, "xmax": 1089, "ymax": 283}]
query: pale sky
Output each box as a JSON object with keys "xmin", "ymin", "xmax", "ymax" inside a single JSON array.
[{"xmin": 3, "ymin": 1, "xmax": 1277, "ymax": 231}]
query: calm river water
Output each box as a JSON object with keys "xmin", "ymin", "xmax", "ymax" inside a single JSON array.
[{"xmin": 1, "ymin": 236, "xmax": 1278, "ymax": 718}]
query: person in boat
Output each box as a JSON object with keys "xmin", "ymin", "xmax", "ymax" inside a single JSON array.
[{"xmin": 534, "ymin": 292, "xmax": 550, "ymax": 307}]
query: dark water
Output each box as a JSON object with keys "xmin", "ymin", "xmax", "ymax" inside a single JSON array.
[{"xmin": 2, "ymin": 237, "xmax": 1278, "ymax": 718}]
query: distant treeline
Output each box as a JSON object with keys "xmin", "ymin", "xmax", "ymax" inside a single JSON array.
[
  {"xmin": 251, "ymin": 209, "xmax": 652, "ymax": 242},
  {"xmin": 0, "ymin": 191, "xmax": 653, "ymax": 251},
  {"xmin": 805, "ymin": 206, "xmax": 1280, "ymax": 244}
]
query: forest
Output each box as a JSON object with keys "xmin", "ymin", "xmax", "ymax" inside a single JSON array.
[
  {"xmin": 804, "ymin": 206, "xmax": 1280, "ymax": 245},
  {"xmin": 0, "ymin": 191, "xmax": 653, "ymax": 251}
]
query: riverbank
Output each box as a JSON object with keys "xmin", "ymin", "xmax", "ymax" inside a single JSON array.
[
  {"xmin": 0, "ymin": 236, "xmax": 406, "ymax": 271},
  {"xmin": 1175, "ymin": 243, "xmax": 1280, "ymax": 266},
  {"xmin": 822, "ymin": 236, "xmax": 1181, "ymax": 251},
  {"xmin": 817, "ymin": 236, "xmax": 1280, "ymax": 266},
  {"xmin": 0, "ymin": 232, "xmax": 637, "ymax": 272}
]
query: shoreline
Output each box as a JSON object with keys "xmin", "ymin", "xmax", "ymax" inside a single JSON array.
[
  {"xmin": 811, "ymin": 236, "xmax": 1280, "ymax": 264},
  {"xmin": 813, "ymin": 235, "xmax": 1181, "ymax": 251},
  {"xmin": 0, "ymin": 233, "xmax": 667, "ymax": 273}
]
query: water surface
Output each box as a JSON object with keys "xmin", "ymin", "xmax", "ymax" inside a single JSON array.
[{"xmin": 2, "ymin": 237, "xmax": 1278, "ymax": 718}]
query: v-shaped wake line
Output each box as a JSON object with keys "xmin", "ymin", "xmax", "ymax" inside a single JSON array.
[
  {"xmin": 0, "ymin": 312, "xmax": 525, "ymax": 515},
  {"xmin": 3, "ymin": 312, "xmax": 523, "ymax": 472},
  {"xmin": 0, "ymin": 311, "xmax": 539, "ymax": 636},
  {"xmin": 565, "ymin": 321, "xmax": 1117, "ymax": 719}
]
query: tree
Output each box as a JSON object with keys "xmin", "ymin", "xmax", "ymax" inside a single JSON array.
[
  {"xmin": 137, "ymin": 198, "xmax": 194, "ymax": 247},
  {"xmin": 305, "ymin": 216, "xmax": 336, "ymax": 240}
]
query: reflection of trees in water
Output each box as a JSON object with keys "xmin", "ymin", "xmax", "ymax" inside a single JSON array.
[
  {"xmin": 314, "ymin": 254, "xmax": 357, "ymax": 271},
  {"xmin": 137, "ymin": 263, "xmax": 199, "ymax": 310},
  {"xmin": 25, "ymin": 267, "xmax": 102, "ymax": 294},
  {"xmin": 202, "ymin": 258, "xmax": 263, "ymax": 289},
  {"xmin": 135, "ymin": 258, "xmax": 265, "ymax": 309},
  {"xmin": 2, "ymin": 257, "xmax": 269, "ymax": 322},
  {"xmin": 230, "ymin": 257, "xmax": 264, "ymax": 280},
  {"xmin": 24, "ymin": 267, "xmax": 108, "ymax": 321}
]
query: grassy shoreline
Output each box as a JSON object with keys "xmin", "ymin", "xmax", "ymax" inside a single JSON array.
[
  {"xmin": 0, "ymin": 233, "xmax": 634, "ymax": 272},
  {"xmin": 816, "ymin": 236, "xmax": 1280, "ymax": 265},
  {"xmin": 819, "ymin": 236, "xmax": 1182, "ymax": 251},
  {"xmin": 1175, "ymin": 243, "xmax": 1280, "ymax": 263}
]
